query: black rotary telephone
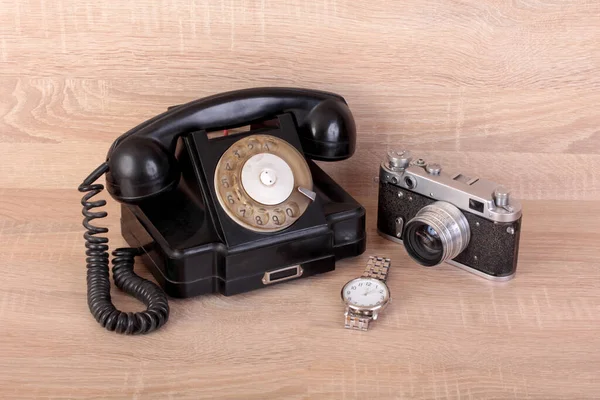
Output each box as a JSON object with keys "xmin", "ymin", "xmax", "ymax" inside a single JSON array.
[{"xmin": 79, "ymin": 87, "xmax": 366, "ymax": 334}]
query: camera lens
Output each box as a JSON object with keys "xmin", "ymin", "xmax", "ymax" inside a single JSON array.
[
  {"xmin": 406, "ymin": 223, "xmax": 444, "ymax": 264},
  {"xmin": 404, "ymin": 201, "xmax": 470, "ymax": 266}
]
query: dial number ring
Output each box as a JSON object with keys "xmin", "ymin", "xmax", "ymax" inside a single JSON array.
[{"xmin": 214, "ymin": 134, "xmax": 313, "ymax": 232}]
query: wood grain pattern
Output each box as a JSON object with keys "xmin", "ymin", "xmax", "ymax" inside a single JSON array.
[{"xmin": 1, "ymin": 0, "xmax": 600, "ymax": 399}]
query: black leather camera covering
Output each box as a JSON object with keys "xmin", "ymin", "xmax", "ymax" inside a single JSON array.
[{"xmin": 377, "ymin": 182, "xmax": 521, "ymax": 278}]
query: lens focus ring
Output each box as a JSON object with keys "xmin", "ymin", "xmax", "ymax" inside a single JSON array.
[{"xmin": 404, "ymin": 201, "xmax": 470, "ymax": 266}]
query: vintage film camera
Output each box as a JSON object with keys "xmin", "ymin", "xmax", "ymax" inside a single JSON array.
[{"xmin": 377, "ymin": 150, "xmax": 522, "ymax": 280}]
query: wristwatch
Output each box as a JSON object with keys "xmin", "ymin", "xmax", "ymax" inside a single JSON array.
[{"xmin": 341, "ymin": 256, "xmax": 392, "ymax": 331}]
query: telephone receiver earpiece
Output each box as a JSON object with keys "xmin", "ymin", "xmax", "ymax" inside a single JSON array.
[{"xmin": 105, "ymin": 87, "xmax": 357, "ymax": 204}]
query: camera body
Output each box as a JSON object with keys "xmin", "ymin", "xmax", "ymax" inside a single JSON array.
[{"xmin": 377, "ymin": 150, "xmax": 522, "ymax": 281}]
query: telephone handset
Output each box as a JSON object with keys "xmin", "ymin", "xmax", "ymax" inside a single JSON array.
[
  {"xmin": 104, "ymin": 88, "xmax": 356, "ymax": 202},
  {"xmin": 79, "ymin": 87, "xmax": 366, "ymax": 335}
]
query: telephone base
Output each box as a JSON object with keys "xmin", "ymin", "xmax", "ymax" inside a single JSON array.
[{"xmin": 119, "ymin": 144, "xmax": 366, "ymax": 298}]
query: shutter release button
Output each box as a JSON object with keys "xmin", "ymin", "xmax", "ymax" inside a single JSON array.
[{"xmin": 425, "ymin": 163, "xmax": 442, "ymax": 175}]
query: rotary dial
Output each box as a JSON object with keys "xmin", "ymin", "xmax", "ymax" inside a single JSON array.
[{"xmin": 214, "ymin": 134, "xmax": 314, "ymax": 232}]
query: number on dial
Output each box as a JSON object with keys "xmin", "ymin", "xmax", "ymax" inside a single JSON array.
[
  {"xmin": 246, "ymin": 139, "xmax": 259, "ymax": 151},
  {"xmin": 220, "ymin": 175, "xmax": 231, "ymax": 188},
  {"xmin": 232, "ymin": 148, "xmax": 245, "ymax": 159},
  {"xmin": 271, "ymin": 208, "xmax": 286, "ymax": 226},
  {"xmin": 254, "ymin": 208, "xmax": 269, "ymax": 226},
  {"xmin": 236, "ymin": 203, "xmax": 253, "ymax": 219},
  {"xmin": 284, "ymin": 202, "xmax": 300, "ymax": 218},
  {"xmin": 262, "ymin": 140, "xmax": 277, "ymax": 152},
  {"xmin": 226, "ymin": 192, "xmax": 236, "ymax": 205},
  {"xmin": 224, "ymin": 158, "xmax": 235, "ymax": 171}
]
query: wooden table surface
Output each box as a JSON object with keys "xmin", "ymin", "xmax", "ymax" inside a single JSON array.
[{"xmin": 2, "ymin": 1, "xmax": 600, "ymax": 399}]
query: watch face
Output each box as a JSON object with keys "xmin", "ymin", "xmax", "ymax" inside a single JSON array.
[{"xmin": 342, "ymin": 278, "xmax": 390, "ymax": 309}]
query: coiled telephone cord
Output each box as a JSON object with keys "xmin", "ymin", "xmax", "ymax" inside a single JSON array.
[{"xmin": 78, "ymin": 163, "xmax": 169, "ymax": 334}]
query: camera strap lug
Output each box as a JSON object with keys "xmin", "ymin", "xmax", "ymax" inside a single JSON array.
[{"xmin": 395, "ymin": 217, "xmax": 404, "ymax": 238}]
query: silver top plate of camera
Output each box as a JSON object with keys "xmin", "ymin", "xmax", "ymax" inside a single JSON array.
[{"xmin": 380, "ymin": 150, "xmax": 522, "ymax": 223}]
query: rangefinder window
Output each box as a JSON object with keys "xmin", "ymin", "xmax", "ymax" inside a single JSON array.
[{"xmin": 468, "ymin": 198, "xmax": 484, "ymax": 213}]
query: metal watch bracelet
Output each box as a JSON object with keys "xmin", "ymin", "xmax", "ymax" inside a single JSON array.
[
  {"xmin": 361, "ymin": 256, "xmax": 391, "ymax": 282},
  {"xmin": 344, "ymin": 256, "xmax": 391, "ymax": 331}
]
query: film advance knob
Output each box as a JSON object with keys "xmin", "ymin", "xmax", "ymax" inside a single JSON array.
[
  {"xmin": 387, "ymin": 150, "xmax": 412, "ymax": 169},
  {"xmin": 494, "ymin": 186, "xmax": 510, "ymax": 207}
]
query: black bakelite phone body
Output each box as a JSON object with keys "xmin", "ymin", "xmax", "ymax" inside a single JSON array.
[{"xmin": 79, "ymin": 87, "xmax": 366, "ymax": 334}]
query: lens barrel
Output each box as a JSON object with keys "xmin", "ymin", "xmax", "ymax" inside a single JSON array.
[{"xmin": 404, "ymin": 201, "xmax": 470, "ymax": 266}]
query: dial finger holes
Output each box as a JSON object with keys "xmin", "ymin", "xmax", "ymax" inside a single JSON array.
[
  {"xmin": 231, "ymin": 147, "xmax": 245, "ymax": 160},
  {"xmin": 254, "ymin": 208, "xmax": 269, "ymax": 227},
  {"xmin": 262, "ymin": 139, "xmax": 278, "ymax": 152},
  {"xmin": 284, "ymin": 202, "xmax": 300, "ymax": 219},
  {"xmin": 271, "ymin": 208, "xmax": 286, "ymax": 226},
  {"xmin": 223, "ymin": 157, "xmax": 236, "ymax": 172},
  {"xmin": 220, "ymin": 174, "xmax": 233, "ymax": 189},
  {"xmin": 246, "ymin": 138, "xmax": 260, "ymax": 153},
  {"xmin": 236, "ymin": 203, "xmax": 253, "ymax": 219},
  {"xmin": 225, "ymin": 192, "xmax": 236, "ymax": 205}
]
